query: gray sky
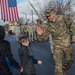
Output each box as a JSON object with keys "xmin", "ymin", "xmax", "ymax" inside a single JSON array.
[{"xmin": 17, "ymin": 0, "xmax": 50, "ymax": 21}]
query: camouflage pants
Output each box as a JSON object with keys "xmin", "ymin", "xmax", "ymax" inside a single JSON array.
[{"xmin": 53, "ymin": 44, "xmax": 73, "ymax": 75}]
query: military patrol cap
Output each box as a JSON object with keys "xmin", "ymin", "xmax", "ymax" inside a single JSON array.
[{"xmin": 45, "ymin": 8, "xmax": 55, "ymax": 17}]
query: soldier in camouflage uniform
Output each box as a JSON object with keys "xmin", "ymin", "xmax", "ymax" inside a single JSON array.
[
  {"xmin": 36, "ymin": 9, "xmax": 74, "ymax": 75},
  {"xmin": 14, "ymin": 25, "xmax": 21, "ymax": 41},
  {"xmin": 23, "ymin": 24, "xmax": 28, "ymax": 37},
  {"xmin": 28, "ymin": 24, "xmax": 34, "ymax": 41}
]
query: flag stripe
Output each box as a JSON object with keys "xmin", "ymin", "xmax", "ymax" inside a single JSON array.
[
  {"xmin": 5, "ymin": 0, "xmax": 9, "ymax": 21},
  {"xmin": 5, "ymin": 0, "xmax": 10, "ymax": 21},
  {"xmin": 2, "ymin": 0, "xmax": 6, "ymax": 20},
  {"xmin": 0, "ymin": 0, "xmax": 1, "ymax": 19},
  {"xmin": 9, "ymin": 8, "xmax": 13, "ymax": 21},
  {"xmin": 12, "ymin": 7, "xmax": 14, "ymax": 21},
  {"xmin": 15, "ymin": 7, "xmax": 19, "ymax": 21},
  {"xmin": 1, "ymin": 0, "xmax": 4, "ymax": 20},
  {"xmin": 0, "ymin": 0, "xmax": 19, "ymax": 21},
  {"xmin": 4, "ymin": 0, "xmax": 7, "ymax": 21},
  {"xmin": 16, "ymin": 7, "xmax": 19, "ymax": 21},
  {"xmin": 13, "ymin": 7, "xmax": 17, "ymax": 21}
]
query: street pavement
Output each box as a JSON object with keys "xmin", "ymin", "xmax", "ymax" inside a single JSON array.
[{"xmin": 5, "ymin": 35, "xmax": 75, "ymax": 75}]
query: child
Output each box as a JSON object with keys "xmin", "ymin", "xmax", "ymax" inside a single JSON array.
[
  {"xmin": 0, "ymin": 25, "xmax": 23, "ymax": 75},
  {"xmin": 18, "ymin": 36, "xmax": 42, "ymax": 75}
]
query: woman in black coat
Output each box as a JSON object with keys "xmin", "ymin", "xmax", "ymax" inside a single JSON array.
[{"xmin": 0, "ymin": 25, "xmax": 23, "ymax": 75}]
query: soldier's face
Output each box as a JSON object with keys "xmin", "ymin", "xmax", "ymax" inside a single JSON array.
[{"xmin": 47, "ymin": 13, "xmax": 56, "ymax": 22}]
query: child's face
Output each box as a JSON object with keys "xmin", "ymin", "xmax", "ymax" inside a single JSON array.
[{"xmin": 22, "ymin": 39, "xmax": 29, "ymax": 46}]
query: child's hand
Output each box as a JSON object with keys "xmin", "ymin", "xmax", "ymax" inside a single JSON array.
[
  {"xmin": 19, "ymin": 66, "xmax": 23, "ymax": 72},
  {"xmin": 38, "ymin": 60, "xmax": 42, "ymax": 65}
]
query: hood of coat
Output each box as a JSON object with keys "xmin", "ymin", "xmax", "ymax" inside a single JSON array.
[{"xmin": 0, "ymin": 25, "xmax": 5, "ymax": 40}]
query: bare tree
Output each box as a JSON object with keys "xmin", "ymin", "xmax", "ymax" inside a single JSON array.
[{"xmin": 39, "ymin": 0, "xmax": 75, "ymax": 19}]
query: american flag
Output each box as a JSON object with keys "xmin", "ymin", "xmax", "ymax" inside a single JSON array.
[{"xmin": 0, "ymin": 0, "xmax": 19, "ymax": 21}]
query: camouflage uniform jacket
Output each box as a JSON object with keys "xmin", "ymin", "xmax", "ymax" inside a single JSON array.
[{"xmin": 38, "ymin": 15, "xmax": 74, "ymax": 46}]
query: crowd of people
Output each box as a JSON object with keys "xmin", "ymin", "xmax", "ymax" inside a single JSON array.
[{"xmin": 14, "ymin": 20, "xmax": 44, "ymax": 42}]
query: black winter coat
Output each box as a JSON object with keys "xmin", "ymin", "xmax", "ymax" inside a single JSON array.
[
  {"xmin": 18, "ymin": 44, "xmax": 37, "ymax": 75},
  {"xmin": 0, "ymin": 26, "xmax": 20, "ymax": 75}
]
